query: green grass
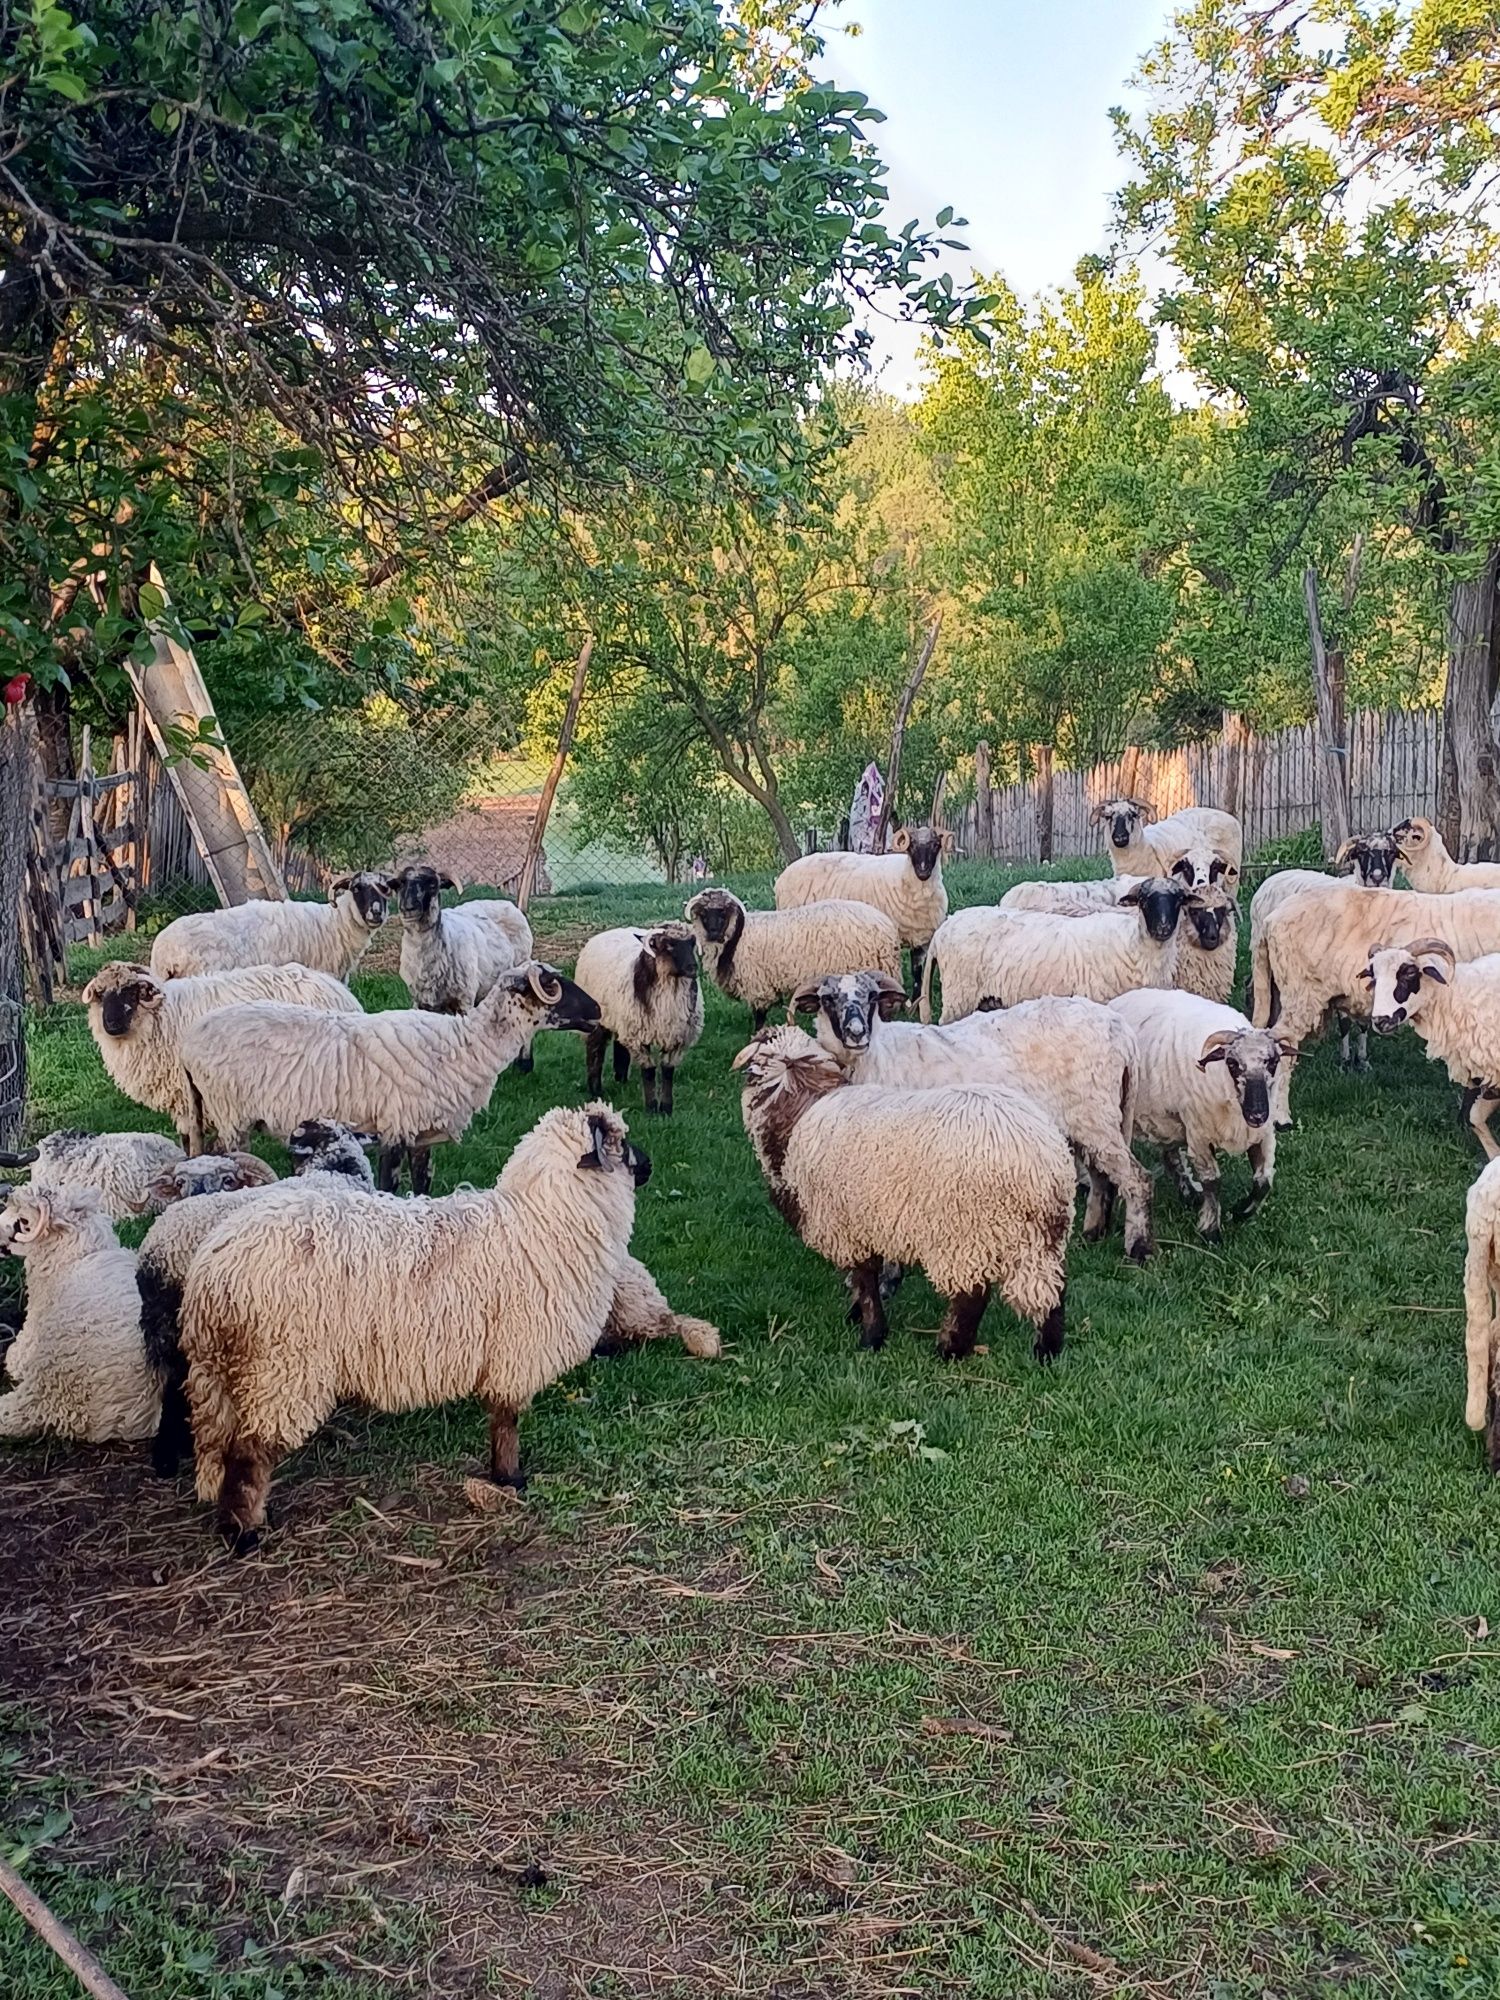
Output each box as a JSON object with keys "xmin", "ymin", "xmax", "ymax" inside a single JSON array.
[{"xmin": 4, "ymin": 859, "xmax": 1500, "ymax": 1997}]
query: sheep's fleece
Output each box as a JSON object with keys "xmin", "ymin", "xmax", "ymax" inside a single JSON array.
[
  {"xmin": 150, "ymin": 872, "xmax": 391, "ymax": 979},
  {"xmin": 6, "ymin": 1128, "xmax": 185, "ymax": 1221}
]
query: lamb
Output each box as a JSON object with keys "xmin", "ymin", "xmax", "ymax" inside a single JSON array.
[
  {"xmin": 1363, "ymin": 939, "xmax": 1500, "ymax": 1157},
  {"xmin": 999, "ymin": 875, "xmax": 1145, "ymax": 915},
  {"xmin": 1108, "ymin": 990, "xmax": 1297, "ymax": 1242},
  {"xmin": 1391, "ymin": 816, "xmax": 1500, "ymax": 893},
  {"xmin": 734, "ymin": 1024, "xmax": 1073, "ymax": 1363},
  {"xmin": 0, "ymin": 1185, "xmax": 158, "ymax": 1442},
  {"xmin": 1091, "ymin": 797, "xmax": 1243, "ymax": 889},
  {"xmin": 391, "ymin": 866, "xmax": 534, "ymax": 1022},
  {"xmin": 773, "ymin": 825, "xmax": 951, "ymax": 996},
  {"xmin": 178, "ymin": 962, "xmax": 600, "ymax": 1193},
  {"xmin": 1173, "ymin": 883, "xmax": 1240, "ymax": 1006},
  {"xmin": 181, "ymin": 1102, "xmax": 648, "ymax": 1550},
  {"xmin": 1247, "ymin": 834, "xmax": 1404, "ymax": 1072},
  {"xmin": 82, "ymin": 960, "xmax": 362, "ymax": 1137},
  {"xmin": 0, "ymin": 1128, "xmax": 185, "ymax": 1221},
  {"xmin": 139, "ymin": 1120, "xmax": 376, "ymax": 1479},
  {"xmin": 1462, "ymin": 1158, "xmax": 1500, "ymax": 1466},
  {"xmin": 684, "ymin": 888, "xmax": 902, "ymax": 1030},
  {"xmin": 920, "ymin": 877, "xmax": 1198, "ymax": 1023},
  {"xmin": 796, "ymin": 971, "xmax": 1153, "ymax": 1261},
  {"xmin": 574, "ymin": 922, "xmax": 703, "ymax": 1116},
  {"xmin": 596, "ymin": 1258, "xmax": 722, "ymax": 1360},
  {"xmin": 150, "ymin": 871, "xmax": 392, "ymax": 980}
]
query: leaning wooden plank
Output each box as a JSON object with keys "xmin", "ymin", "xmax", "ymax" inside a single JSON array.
[
  {"xmin": 127, "ymin": 566, "xmax": 286, "ymax": 906},
  {"xmin": 0, "ymin": 1855, "xmax": 131, "ymax": 1999}
]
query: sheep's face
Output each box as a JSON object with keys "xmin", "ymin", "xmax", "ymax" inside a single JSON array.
[
  {"xmin": 1362, "ymin": 939, "xmax": 1455, "ymax": 1035},
  {"xmin": 329, "ymin": 871, "xmax": 393, "ymax": 929},
  {"xmin": 576, "ymin": 1107, "xmax": 649, "ymax": 1185},
  {"xmin": 1185, "ymin": 890, "xmax": 1236, "ymax": 954},
  {"xmin": 648, "ymin": 924, "xmax": 700, "ymax": 980},
  {"xmin": 505, "ymin": 962, "xmax": 602, "ymax": 1032},
  {"xmin": 793, "ymin": 970, "xmax": 905, "ymax": 1054},
  {"xmin": 1391, "ymin": 817, "xmax": 1433, "ymax": 865},
  {"xmin": 1094, "ymin": 797, "xmax": 1147, "ymax": 851},
  {"xmin": 731, "ymin": 1025, "xmax": 845, "ymax": 1103},
  {"xmin": 892, "ymin": 824, "xmax": 951, "ymax": 881},
  {"xmin": 1119, "ymin": 876, "xmax": 1197, "ymax": 943},
  {"xmin": 148, "ymin": 1153, "xmax": 278, "ymax": 1206},
  {"xmin": 288, "ymin": 1119, "xmax": 377, "ymax": 1181},
  {"xmin": 684, "ymin": 889, "xmax": 739, "ymax": 944},
  {"xmin": 1197, "ymin": 1028, "xmax": 1296, "ymax": 1130},
  {"xmin": 390, "ymin": 865, "xmax": 459, "ymax": 927},
  {"xmin": 1169, "ymin": 850, "xmax": 1237, "ymax": 893},
  {"xmin": 1335, "ymin": 833, "xmax": 1400, "ymax": 887},
  {"xmin": 81, "ymin": 964, "xmax": 165, "ymax": 1039}
]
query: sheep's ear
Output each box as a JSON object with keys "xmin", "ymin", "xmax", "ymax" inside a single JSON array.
[
  {"xmin": 577, "ymin": 1114, "xmax": 612, "ymax": 1171},
  {"xmin": 134, "ymin": 977, "xmax": 164, "ymax": 1010},
  {"xmin": 0, "ymin": 1146, "xmax": 38, "ymax": 1168},
  {"xmin": 1197, "ymin": 1031, "xmax": 1237, "ymax": 1070},
  {"xmin": 789, "ymin": 985, "xmax": 820, "ymax": 1016},
  {"xmin": 15, "ymin": 1193, "xmax": 54, "ymax": 1239},
  {"xmin": 873, "ymin": 974, "xmax": 907, "ymax": 1018},
  {"xmin": 80, "ymin": 974, "xmax": 100, "ymax": 1003},
  {"xmin": 1275, "ymin": 1036, "xmax": 1301, "ymax": 1060},
  {"xmin": 1116, "ymin": 884, "xmax": 1143, "ymax": 907},
  {"xmin": 891, "ymin": 827, "xmax": 911, "ymax": 853},
  {"xmin": 939, "ymin": 829, "xmax": 955, "ymax": 853},
  {"xmin": 526, "ymin": 964, "xmax": 563, "ymax": 1004}
]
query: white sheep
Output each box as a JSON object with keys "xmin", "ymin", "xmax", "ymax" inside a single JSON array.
[
  {"xmin": 150, "ymin": 872, "xmax": 392, "ymax": 980},
  {"xmin": 181, "ymin": 1102, "xmax": 648, "ymax": 1550},
  {"xmin": 178, "ymin": 962, "xmax": 601, "ymax": 1193},
  {"xmin": 999, "ymin": 875, "xmax": 1145, "ymax": 915},
  {"xmin": 574, "ymin": 922, "xmax": 704, "ymax": 1116},
  {"xmin": 1108, "ymin": 990, "xmax": 1297, "ymax": 1242},
  {"xmin": 82, "ymin": 960, "xmax": 362, "ymax": 1137},
  {"xmin": 796, "ymin": 971, "xmax": 1153, "ymax": 1261},
  {"xmin": 1391, "ymin": 816, "xmax": 1500, "ymax": 892},
  {"xmin": 0, "ymin": 1128, "xmax": 185, "ymax": 1221},
  {"xmin": 921, "ymin": 877, "xmax": 1198, "ymax": 1023},
  {"xmin": 597, "ymin": 1258, "xmax": 722, "ymax": 1360},
  {"xmin": 773, "ymin": 825, "xmax": 951, "ymax": 996},
  {"xmin": 1463, "ymin": 1158, "xmax": 1500, "ymax": 1462},
  {"xmin": 1362, "ymin": 939, "xmax": 1500, "ymax": 1156},
  {"xmin": 684, "ymin": 888, "xmax": 902, "ymax": 1029},
  {"xmin": 1092, "ymin": 798, "xmax": 1243, "ymax": 889},
  {"xmin": 391, "ymin": 865, "xmax": 534, "ymax": 1017},
  {"xmin": 139, "ymin": 1120, "xmax": 377, "ymax": 1478},
  {"xmin": 734, "ymin": 1025, "xmax": 1073, "ymax": 1363},
  {"xmin": 0, "ymin": 1185, "xmax": 158, "ymax": 1442},
  {"xmin": 1174, "ymin": 884, "xmax": 1240, "ymax": 1007}
]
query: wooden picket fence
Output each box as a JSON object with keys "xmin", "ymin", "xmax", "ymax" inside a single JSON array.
[{"xmin": 951, "ymin": 708, "xmax": 1443, "ymax": 867}]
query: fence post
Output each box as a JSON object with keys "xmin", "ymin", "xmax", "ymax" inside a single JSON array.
[
  {"xmin": 516, "ymin": 636, "xmax": 592, "ymax": 914},
  {"xmin": 1034, "ymin": 743, "xmax": 1055, "ymax": 862},
  {"xmin": 1221, "ymin": 710, "xmax": 1244, "ymax": 824},
  {"xmin": 974, "ymin": 740, "xmax": 993, "ymax": 858},
  {"xmin": 1120, "ymin": 743, "xmax": 1141, "ymax": 802}
]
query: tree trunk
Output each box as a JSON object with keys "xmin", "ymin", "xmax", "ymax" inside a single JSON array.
[
  {"xmin": 1034, "ymin": 743, "xmax": 1055, "ymax": 863},
  {"xmin": 874, "ymin": 615, "xmax": 942, "ymax": 851},
  {"xmin": 974, "ymin": 740, "xmax": 994, "ymax": 859},
  {"xmin": 1439, "ymin": 545, "xmax": 1500, "ymax": 860},
  {"xmin": 1303, "ymin": 566, "xmax": 1351, "ymax": 857},
  {"xmin": 517, "ymin": 637, "xmax": 592, "ymax": 912}
]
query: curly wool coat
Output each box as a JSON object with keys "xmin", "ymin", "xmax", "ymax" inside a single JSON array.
[{"xmin": 685, "ymin": 891, "xmax": 901, "ymax": 1018}]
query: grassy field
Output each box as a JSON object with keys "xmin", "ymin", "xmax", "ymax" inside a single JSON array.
[{"xmin": 3, "ymin": 859, "xmax": 1500, "ymax": 1999}]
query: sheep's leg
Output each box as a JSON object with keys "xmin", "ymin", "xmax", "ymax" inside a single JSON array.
[
  {"xmin": 1461, "ymin": 1081, "xmax": 1482, "ymax": 1131},
  {"xmin": 936, "ymin": 1285, "xmax": 990, "ymax": 1361},
  {"xmin": 751, "ymin": 1007, "xmax": 768, "ymax": 1033},
  {"xmin": 1034, "ymin": 1285, "xmax": 1067, "ymax": 1365},
  {"xmin": 1192, "ymin": 1162, "xmax": 1223, "ymax": 1243},
  {"xmin": 1163, "ymin": 1143, "xmax": 1201, "ymax": 1208},
  {"xmin": 376, "ymin": 1145, "xmax": 402, "ymax": 1193},
  {"xmin": 151, "ymin": 1358, "xmax": 194, "ymax": 1479},
  {"xmin": 1354, "ymin": 1023, "xmax": 1369, "ymax": 1073},
  {"xmin": 1470, "ymin": 1089, "xmax": 1500, "ymax": 1161},
  {"xmin": 1233, "ymin": 1135, "xmax": 1275, "ymax": 1223},
  {"xmin": 1081, "ymin": 1165, "xmax": 1116, "ymax": 1244},
  {"xmin": 586, "ymin": 1028, "xmax": 608, "ymax": 1097},
  {"xmin": 641, "ymin": 1064, "xmax": 659, "ymax": 1115},
  {"xmin": 1113, "ymin": 1156, "xmax": 1155, "ymax": 1264},
  {"xmin": 217, "ymin": 1439, "xmax": 277, "ymax": 1556},
  {"xmin": 907, "ymin": 946, "xmax": 925, "ymax": 1003},
  {"xmin": 486, "ymin": 1400, "xmax": 526, "ymax": 1491},
  {"xmin": 848, "ymin": 1255, "xmax": 889, "ymax": 1350},
  {"xmin": 409, "ymin": 1146, "xmax": 433, "ymax": 1197},
  {"xmin": 612, "ymin": 1038, "xmax": 631, "ymax": 1085},
  {"xmin": 511, "ymin": 1050, "xmax": 534, "ymax": 1075},
  {"xmin": 878, "ymin": 1260, "xmax": 904, "ymax": 1302},
  {"xmin": 660, "ymin": 1063, "xmax": 676, "ymax": 1116}
]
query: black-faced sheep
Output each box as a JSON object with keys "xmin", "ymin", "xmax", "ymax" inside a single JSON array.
[
  {"xmin": 773, "ymin": 825, "xmax": 951, "ymax": 997},
  {"xmin": 391, "ymin": 865, "xmax": 534, "ymax": 1026},
  {"xmin": 574, "ymin": 923, "xmax": 703, "ymax": 1116},
  {"xmin": 1362, "ymin": 938, "xmax": 1500, "ymax": 1156},
  {"xmin": 150, "ymin": 872, "xmax": 392, "ymax": 980},
  {"xmin": 684, "ymin": 887, "xmax": 902, "ymax": 1029}
]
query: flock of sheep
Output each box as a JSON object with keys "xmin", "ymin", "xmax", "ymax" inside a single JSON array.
[{"xmin": 5, "ymin": 798, "xmax": 1500, "ymax": 1557}]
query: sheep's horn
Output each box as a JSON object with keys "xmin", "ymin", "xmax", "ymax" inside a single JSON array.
[{"xmin": 527, "ymin": 964, "xmax": 563, "ymax": 1003}]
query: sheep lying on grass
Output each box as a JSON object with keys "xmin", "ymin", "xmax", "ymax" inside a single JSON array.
[
  {"xmin": 575, "ymin": 923, "xmax": 703, "ymax": 1116},
  {"xmin": 735, "ymin": 1025, "xmax": 1073, "ymax": 1363},
  {"xmin": 0, "ymin": 1129, "xmax": 185, "ymax": 1221},
  {"xmin": 151, "ymin": 872, "xmax": 392, "ymax": 980},
  {"xmin": 83, "ymin": 961, "xmax": 361, "ymax": 1137},
  {"xmin": 139, "ymin": 1121, "xmax": 376, "ymax": 1478},
  {"xmin": 1109, "ymin": 991, "xmax": 1297, "ymax": 1242},
  {"xmin": 774, "ymin": 825, "xmax": 951, "ymax": 997},
  {"xmin": 182, "ymin": 1103, "xmax": 648, "ymax": 1551},
  {"xmin": 0, "ymin": 1185, "xmax": 157, "ymax": 1442},
  {"xmin": 179, "ymin": 962, "xmax": 598, "ymax": 1192},
  {"xmin": 797, "ymin": 971, "xmax": 1152, "ymax": 1261},
  {"xmin": 684, "ymin": 888, "xmax": 901, "ymax": 1030},
  {"xmin": 392, "ymin": 865, "xmax": 534, "ymax": 1026},
  {"xmin": 1463, "ymin": 1158, "xmax": 1500, "ymax": 1468}
]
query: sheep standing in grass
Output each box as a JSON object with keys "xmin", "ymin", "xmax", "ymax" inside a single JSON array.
[
  {"xmin": 1108, "ymin": 991, "xmax": 1297, "ymax": 1242},
  {"xmin": 0, "ymin": 1129, "xmax": 186, "ymax": 1221},
  {"xmin": 735, "ymin": 1025, "xmax": 1073, "ymax": 1362},
  {"xmin": 179, "ymin": 963, "xmax": 599, "ymax": 1192},
  {"xmin": 684, "ymin": 888, "xmax": 902, "ymax": 1030},
  {"xmin": 182, "ymin": 1103, "xmax": 648, "ymax": 1551},
  {"xmin": 921, "ymin": 877, "xmax": 1198, "ymax": 1023},
  {"xmin": 1363, "ymin": 939, "xmax": 1500, "ymax": 1156},
  {"xmin": 0, "ymin": 1185, "xmax": 157, "ymax": 1442},
  {"xmin": 82, "ymin": 961, "xmax": 361, "ymax": 1137},
  {"xmin": 797, "ymin": 971, "xmax": 1153, "ymax": 1261},
  {"xmin": 773, "ymin": 825, "xmax": 951, "ymax": 997},
  {"xmin": 574, "ymin": 922, "xmax": 703, "ymax": 1116},
  {"xmin": 1463, "ymin": 1158, "xmax": 1500, "ymax": 1468},
  {"xmin": 151, "ymin": 872, "xmax": 392, "ymax": 980},
  {"xmin": 392, "ymin": 865, "xmax": 534, "ymax": 1015},
  {"xmin": 1392, "ymin": 817, "xmax": 1500, "ymax": 893},
  {"xmin": 1091, "ymin": 798, "xmax": 1243, "ymax": 889},
  {"xmin": 139, "ymin": 1121, "xmax": 376, "ymax": 1478}
]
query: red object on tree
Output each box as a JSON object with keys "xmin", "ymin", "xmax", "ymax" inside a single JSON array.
[{"xmin": 2, "ymin": 674, "xmax": 30, "ymax": 705}]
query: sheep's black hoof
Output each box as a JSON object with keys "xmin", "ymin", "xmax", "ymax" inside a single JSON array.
[
  {"xmin": 149, "ymin": 1440, "xmax": 183, "ymax": 1480},
  {"xmin": 856, "ymin": 1326, "xmax": 887, "ymax": 1352},
  {"xmin": 1034, "ymin": 1304, "xmax": 1065, "ymax": 1363},
  {"xmin": 1199, "ymin": 1225, "xmax": 1224, "ymax": 1247},
  {"xmin": 1081, "ymin": 1221, "xmax": 1106, "ymax": 1245},
  {"xmin": 491, "ymin": 1470, "xmax": 529, "ymax": 1494},
  {"xmin": 224, "ymin": 1526, "xmax": 261, "ymax": 1558},
  {"xmin": 511, "ymin": 1053, "xmax": 535, "ymax": 1075},
  {"xmin": 1126, "ymin": 1236, "xmax": 1153, "ymax": 1265}
]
